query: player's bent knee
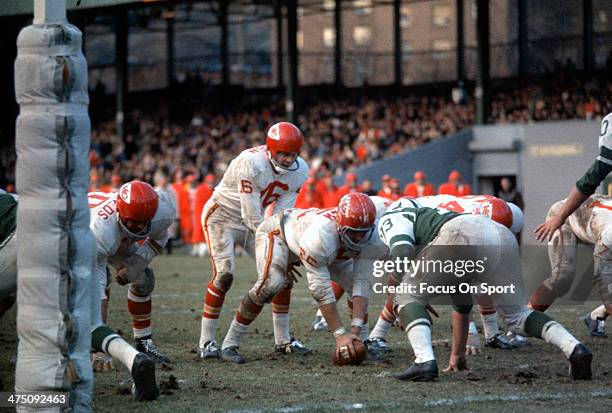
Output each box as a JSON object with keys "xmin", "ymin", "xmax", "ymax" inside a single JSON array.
[
  {"xmin": 214, "ymin": 272, "xmax": 234, "ymax": 292},
  {"xmin": 397, "ymin": 302, "xmax": 431, "ymax": 331},
  {"xmin": 130, "ymin": 267, "xmax": 155, "ymax": 296}
]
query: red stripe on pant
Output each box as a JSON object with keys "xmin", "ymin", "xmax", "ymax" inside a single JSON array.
[
  {"xmin": 203, "ymin": 281, "xmax": 225, "ymax": 319},
  {"xmin": 236, "ymin": 299, "xmax": 264, "ymax": 325},
  {"xmin": 381, "ymin": 293, "xmax": 396, "ymax": 323},
  {"xmin": 271, "ymin": 287, "xmax": 291, "ymax": 314}
]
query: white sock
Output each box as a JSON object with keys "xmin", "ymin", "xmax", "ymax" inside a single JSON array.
[
  {"xmin": 358, "ymin": 324, "xmax": 369, "ymax": 341},
  {"xmin": 369, "ymin": 317, "xmax": 393, "ymax": 340},
  {"xmin": 541, "ymin": 321, "xmax": 580, "ymax": 358},
  {"xmin": 104, "ymin": 334, "xmax": 138, "ymax": 371},
  {"xmin": 407, "ymin": 324, "xmax": 435, "ymax": 363},
  {"xmin": 480, "ymin": 312, "xmax": 499, "ymax": 340},
  {"xmin": 273, "ymin": 313, "xmax": 291, "ymax": 345},
  {"xmin": 222, "ymin": 318, "xmax": 249, "ymax": 350},
  {"xmin": 199, "ymin": 317, "xmax": 218, "ymax": 348},
  {"xmin": 315, "ymin": 308, "xmax": 323, "ymax": 317},
  {"xmin": 590, "ymin": 305, "xmax": 608, "ymax": 320},
  {"xmin": 468, "ymin": 321, "xmax": 478, "ymax": 335}
]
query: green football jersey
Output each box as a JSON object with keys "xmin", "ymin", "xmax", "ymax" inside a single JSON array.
[{"xmin": 379, "ymin": 200, "xmax": 462, "ymax": 247}]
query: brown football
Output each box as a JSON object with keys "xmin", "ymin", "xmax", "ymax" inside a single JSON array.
[{"xmin": 332, "ymin": 339, "xmax": 366, "ymax": 366}]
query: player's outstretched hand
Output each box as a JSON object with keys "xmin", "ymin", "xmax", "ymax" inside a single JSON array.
[
  {"xmin": 443, "ymin": 354, "xmax": 469, "ymax": 372},
  {"xmin": 534, "ymin": 215, "xmax": 564, "ymax": 242},
  {"xmin": 286, "ymin": 262, "xmax": 303, "ymax": 284}
]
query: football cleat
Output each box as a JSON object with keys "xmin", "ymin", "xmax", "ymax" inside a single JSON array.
[
  {"xmin": 569, "ymin": 343, "xmax": 592, "ymax": 380},
  {"xmin": 312, "ymin": 315, "xmax": 329, "ymax": 332},
  {"xmin": 199, "ymin": 340, "xmax": 220, "ymax": 359},
  {"xmin": 506, "ymin": 331, "xmax": 530, "ymax": 347},
  {"xmin": 135, "ymin": 336, "xmax": 171, "ymax": 364},
  {"xmin": 582, "ymin": 314, "xmax": 607, "ymax": 338},
  {"xmin": 221, "ymin": 346, "xmax": 246, "ymax": 364},
  {"xmin": 485, "ymin": 333, "xmax": 517, "ymax": 349},
  {"xmin": 131, "ymin": 353, "xmax": 159, "ymax": 401},
  {"xmin": 275, "ymin": 338, "xmax": 312, "ymax": 355},
  {"xmin": 364, "ymin": 337, "xmax": 393, "ymax": 354},
  {"xmin": 394, "ymin": 360, "xmax": 439, "ymax": 382}
]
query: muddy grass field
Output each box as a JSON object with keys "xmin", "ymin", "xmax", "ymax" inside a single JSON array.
[{"xmin": 2, "ymin": 250, "xmax": 612, "ymax": 412}]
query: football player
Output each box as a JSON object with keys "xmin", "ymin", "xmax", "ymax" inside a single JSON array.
[
  {"xmin": 198, "ymin": 122, "xmax": 310, "ymax": 359},
  {"xmin": 529, "ymin": 194, "xmax": 612, "ymax": 337},
  {"xmin": 0, "ymin": 189, "xmax": 159, "ymax": 401},
  {"xmin": 330, "ymin": 195, "xmax": 525, "ymax": 354},
  {"xmin": 89, "ymin": 181, "xmax": 176, "ymax": 365},
  {"xmin": 378, "ymin": 198, "xmax": 592, "ymax": 381},
  {"xmin": 535, "ymin": 113, "xmax": 612, "ymax": 241},
  {"xmin": 219, "ymin": 193, "xmax": 389, "ymax": 363}
]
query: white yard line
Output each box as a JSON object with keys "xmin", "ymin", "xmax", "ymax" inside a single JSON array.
[{"xmin": 225, "ymin": 389, "xmax": 612, "ymax": 413}]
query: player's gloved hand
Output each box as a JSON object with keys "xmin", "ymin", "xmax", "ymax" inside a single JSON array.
[
  {"xmin": 534, "ymin": 215, "xmax": 564, "ymax": 242},
  {"xmin": 115, "ymin": 255, "xmax": 148, "ymax": 285},
  {"xmin": 335, "ymin": 333, "xmax": 361, "ymax": 357},
  {"xmin": 465, "ymin": 332, "xmax": 482, "ymax": 356},
  {"xmin": 91, "ymin": 352, "xmax": 114, "ymax": 372},
  {"xmin": 444, "ymin": 353, "xmax": 469, "ymax": 372},
  {"xmin": 287, "ymin": 261, "xmax": 303, "ymax": 284}
]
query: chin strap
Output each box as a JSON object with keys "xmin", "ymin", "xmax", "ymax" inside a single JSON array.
[{"xmin": 268, "ymin": 151, "xmax": 298, "ymax": 175}]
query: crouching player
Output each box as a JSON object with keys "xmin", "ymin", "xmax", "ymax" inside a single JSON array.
[
  {"xmin": 378, "ymin": 198, "xmax": 592, "ymax": 381},
  {"xmin": 363, "ymin": 195, "xmax": 524, "ymax": 355},
  {"xmin": 89, "ymin": 181, "xmax": 176, "ymax": 369},
  {"xmin": 220, "ymin": 193, "xmax": 388, "ymax": 363},
  {"xmin": 0, "ymin": 189, "xmax": 160, "ymax": 401},
  {"xmin": 529, "ymin": 194, "xmax": 612, "ymax": 337}
]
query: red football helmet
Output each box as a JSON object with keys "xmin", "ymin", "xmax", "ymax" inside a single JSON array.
[
  {"xmin": 116, "ymin": 180, "xmax": 159, "ymax": 240},
  {"xmin": 337, "ymin": 193, "xmax": 377, "ymax": 251},
  {"xmin": 475, "ymin": 198, "xmax": 513, "ymax": 230},
  {"xmin": 266, "ymin": 122, "xmax": 304, "ymax": 173}
]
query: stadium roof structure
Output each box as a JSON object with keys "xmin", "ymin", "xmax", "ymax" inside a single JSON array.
[{"xmin": 0, "ymin": 0, "xmax": 439, "ymax": 18}]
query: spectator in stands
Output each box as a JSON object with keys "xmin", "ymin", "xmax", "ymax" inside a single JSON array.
[
  {"xmin": 404, "ymin": 170, "xmax": 436, "ymax": 198},
  {"xmin": 171, "ymin": 170, "xmax": 193, "ymax": 246},
  {"xmin": 360, "ymin": 179, "xmax": 377, "ymax": 196},
  {"xmin": 497, "ymin": 177, "xmax": 524, "ymax": 210},
  {"xmin": 295, "ymin": 177, "xmax": 324, "ymax": 209},
  {"xmin": 336, "ymin": 172, "xmax": 360, "ymax": 198},
  {"xmin": 377, "ymin": 174, "xmax": 393, "ymax": 198},
  {"xmin": 320, "ymin": 176, "xmax": 340, "ymax": 208},
  {"xmin": 192, "ymin": 173, "xmax": 215, "ymax": 257},
  {"xmin": 438, "ymin": 170, "xmax": 472, "ymax": 196}
]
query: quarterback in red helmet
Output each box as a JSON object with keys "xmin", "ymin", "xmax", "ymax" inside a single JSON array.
[{"xmin": 198, "ymin": 121, "xmax": 310, "ymax": 360}]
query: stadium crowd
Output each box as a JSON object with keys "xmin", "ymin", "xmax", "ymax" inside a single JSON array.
[{"xmin": 0, "ymin": 74, "xmax": 610, "ymax": 249}]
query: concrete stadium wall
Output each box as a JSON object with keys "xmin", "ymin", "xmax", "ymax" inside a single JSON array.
[
  {"xmin": 347, "ymin": 120, "xmax": 601, "ymax": 246},
  {"xmin": 520, "ymin": 120, "xmax": 600, "ymax": 245}
]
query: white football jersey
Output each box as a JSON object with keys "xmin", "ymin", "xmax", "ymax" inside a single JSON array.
[
  {"xmin": 567, "ymin": 194, "xmax": 612, "ymax": 245},
  {"xmin": 88, "ymin": 190, "xmax": 176, "ymax": 276},
  {"xmin": 281, "ymin": 196, "xmax": 389, "ymax": 303},
  {"xmin": 211, "ymin": 145, "xmax": 309, "ymax": 232}
]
